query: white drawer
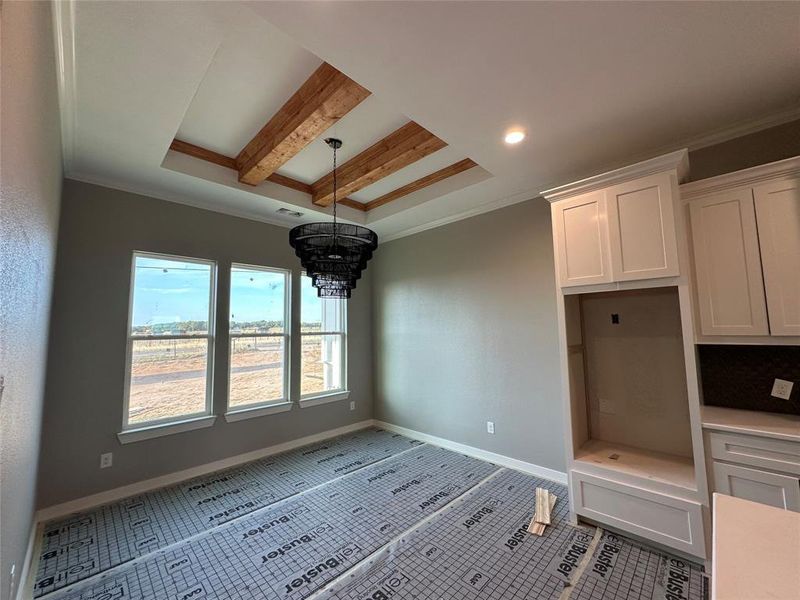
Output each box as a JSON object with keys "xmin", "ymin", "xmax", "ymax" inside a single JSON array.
[
  {"xmin": 713, "ymin": 461, "xmax": 800, "ymax": 511},
  {"xmin": 570, "ymin": 469, "xmax": 705, "ymax": 558},
  {"xmin": 709, "ymin": 431, "xmax": 800, "ymax": 476}
]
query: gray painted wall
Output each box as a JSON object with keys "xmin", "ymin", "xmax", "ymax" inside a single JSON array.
[
  {"xmin": 371, "ymin": 121, "xmax": 800, "ymax": 475},
  {"xmin": 688, "ymin": 118, "xmax": 800, "ymax": 181},
  {"xmin": 37, "ymin": 180, "xmax": 373, "ymax": 507},
  {"xmin": 372, "ymin": 200, "xmax": 566, "ymax": 472},
  {"xmin": 0, "ymin": 2, "xmax": 63, "ymax": 598}
]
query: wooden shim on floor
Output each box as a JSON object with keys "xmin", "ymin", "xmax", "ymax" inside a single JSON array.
[
  {"xmin": 535, "ymin": 487, "xmax": 551, "ymax": 525},
  {"xmin": 528, "ymin": 492, "xmax": 557, "ymax": 535}
]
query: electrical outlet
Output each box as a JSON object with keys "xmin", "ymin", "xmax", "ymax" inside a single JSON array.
[
  {"xmin": 100, "ymin": 452, "xmax": 113, "ymax": 469},
  {"xmin": 599, "ymin": 398, "xmax": 616, "ymax": 415},
  {"xmin": 771, "ymin": 378, "xmax": 794, "ymax": 400},
  {"xmin": 486, "ymin": 421, "xmax": 495, "ymax": 434},
  {"xmin": 349, "ymin": 401, "xmax": 355, "ymax": 411}
]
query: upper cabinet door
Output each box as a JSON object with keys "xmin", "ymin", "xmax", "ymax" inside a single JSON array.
[
  {"xmin": 552, "ymin": 190, "xmax": 613, "ymax": 288},
  {"xmin": 689, "ymin": 189, "xmax": 769, "ymax": 336},
  {"xmin": 754, "ymin": 178, "xmax": 800, "ymax": 336},
  {"xmin": 605, "ymin": 173, "xmax": 680, "ymax": 281}
]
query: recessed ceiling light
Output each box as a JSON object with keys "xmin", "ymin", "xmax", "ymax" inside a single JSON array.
[{"xmin": 504, "ymin": 130, "xmax": 525, "ymax": 145}]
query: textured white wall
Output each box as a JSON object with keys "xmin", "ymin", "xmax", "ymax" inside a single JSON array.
[{"xmin": 0, "ymin": 2, "xmax": 63, "ymax": 599}]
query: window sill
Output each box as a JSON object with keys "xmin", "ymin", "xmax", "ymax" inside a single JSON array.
[
  {"xmin": 224, "ymin": 402, "xmax": 293, "ymax": 422},
  {"xmin": 299, "ymin": 390, "xmax": 350, "ymax": 408},
  {"xmin": 117, "ymin": 415, "xmax": 216, "ymax": 444}
]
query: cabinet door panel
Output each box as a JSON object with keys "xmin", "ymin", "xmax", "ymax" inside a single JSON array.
[
  {"xmin": 713, "ymin": 462, "xmax": 800, "ymax": 511},
  {"xmin": 606, "ymin": 173, "xmax": 680, "ymax": 281},
  {"xmin": 689, "ymin": 190, "xmax": 769, "ymax": 336},
  {"xmin": 754, "ymin": 178, "xmax": 800, "ymax": 335},
  {"xmin": 552, "ymin": 191, "xmax": 613, "ymax": 287}
]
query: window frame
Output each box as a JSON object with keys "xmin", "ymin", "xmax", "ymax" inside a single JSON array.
[
  {"xmin": 299, "ymin": 273, "xmax": 349, "ymax": 404},
  {"xmin": 120, "ymin": 251, "xmax": 218, "ymax": 435},
  {"xmin": 226, "ymin": 263, "xmax": 292, "ymax": 416}
]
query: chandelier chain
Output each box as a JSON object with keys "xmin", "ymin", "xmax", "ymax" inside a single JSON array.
[{"xmin": 332, "ymin": 142, "xmax": 338, "ymax": 246}]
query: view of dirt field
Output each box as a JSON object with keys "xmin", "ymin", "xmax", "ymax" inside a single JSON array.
[{"xmin": 127, "ymin": 335, "xmax": 333, "ymax": 424}]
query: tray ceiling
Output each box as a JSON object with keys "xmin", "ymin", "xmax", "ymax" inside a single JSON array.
[{"xmin": 54, "ymin": 0, "xmax": 800, "ymax": 240}]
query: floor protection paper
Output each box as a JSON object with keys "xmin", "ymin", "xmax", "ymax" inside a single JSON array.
[
  {"xmin": 317, "ymin": 468, "xmax": 707, "ymax": 600},
  {"xmin": 40, "ymin": 444, "xmax": 500, "ymax": 600},
  {"xmin": 35, "ymin": 428, "xmax": 422, "ymax": 596}
]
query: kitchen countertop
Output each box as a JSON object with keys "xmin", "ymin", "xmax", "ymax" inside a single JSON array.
[
  {"xmin": 712, "ymin": 493, "xmax": 800, "ymax": 600},
  {"xmin": 701, "ymin": 405, "xmax": 800, "ymax": 443}
]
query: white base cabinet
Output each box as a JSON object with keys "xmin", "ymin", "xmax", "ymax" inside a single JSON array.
[
  {"xmin": 709, "ymin": 429, "xmax": 800, "ymax": 512},
  {"xmin": 571, "ymin": 469, "xmax": 706, "ymax": 557},
  {"xmin": 713, "ymin": 462, "xmax": 800, "ymax": 511}
]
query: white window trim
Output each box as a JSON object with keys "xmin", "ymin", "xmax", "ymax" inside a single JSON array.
[
  {"xmin": 224, "ymin": 401, "xmax": 293, "ymax": 422},
  {"xmin": 117, "ymin": 415, "xmax": 217, "ymax": 444},
  {"xmin": 300, "ymin": 275, "xmax": 349, "ymax": 401},
  {"xmin": 121, "ymin": 251, "xmax": 217, "ymax": 436},
  {"xmin": 299, "ymin": 390, "xmax": 350, "ymax": 408},
  {"xmin": 226, "ymin": 263, "xmax": 292, "ymax": 415}
]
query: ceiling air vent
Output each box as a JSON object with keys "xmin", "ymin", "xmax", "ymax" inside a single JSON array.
[{"xmin": 277, "ymin": 208, "xmax": 303, "ymax": 218}]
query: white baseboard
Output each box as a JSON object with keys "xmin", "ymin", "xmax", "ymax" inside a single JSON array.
[
  {"xmin": 35, "ymin": 419, "xmax": 375, "ymax": 523},
  {"xmin": 374, "ymin": 420, "xmax": 568, "ymax": 485}
]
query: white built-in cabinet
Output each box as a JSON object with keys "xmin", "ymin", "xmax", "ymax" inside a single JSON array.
[
  {"xmin": 543, "ymin": 150, "xmax": 709, "ymax": 559},
  {"xmin": 702, "ymin": 407, "xmax": 800, "ymax": 513},
  {"xmin": 753, "ymin": 179, "xmax": 800, "ymax": 335},
  {"xmin": 683, "ymin": 159, "xmax": 800, "ymax": 338},
  {"xmin": 552, "ymin": 191, "xmax": 612, "ymax": 286},
  {"xmin": 713, "ymin": 462, "xmax": 800, "ymax": 511},
  {"xmin": 689, "ymin": 190, "xmax": 769, "ymax": 336},
  {"xmin": 551, "ymin": 169, "xmax": 682, "ymax": 288}
]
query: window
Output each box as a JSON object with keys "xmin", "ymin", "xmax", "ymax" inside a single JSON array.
[
  {"xmin": 228, "ymin": 264, "xmax": 290, "ymax": 412},
  {"xmin": 124, "ymin": 253, "xmax": 216, "ymax": 430},
  {"xmin": 300, "ymin": 274, "xmax": 347, "ymax": 400}
]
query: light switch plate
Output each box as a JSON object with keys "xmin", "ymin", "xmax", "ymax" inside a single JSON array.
[
  {"xmin": 486, "ymin": 421, "xmax": 495, "ymax": 434},
  {"xmin": 771, "ymin": 378, "xmax": 794, "ymax": 400}
]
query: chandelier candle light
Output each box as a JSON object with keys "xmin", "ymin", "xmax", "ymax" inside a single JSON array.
[{"xmin": 289, "ymin": 138, "xmax": 378, "ymax": 298}]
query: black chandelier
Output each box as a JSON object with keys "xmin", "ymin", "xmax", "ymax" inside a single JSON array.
[{"xmin": 289, "ymin": 138, "xmax": 378, "ymax": 299}]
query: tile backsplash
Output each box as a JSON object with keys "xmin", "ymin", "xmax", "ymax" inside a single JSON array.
[{"xmin": 698, "ymin": 345, "xmax": 799, "ymax": 415}]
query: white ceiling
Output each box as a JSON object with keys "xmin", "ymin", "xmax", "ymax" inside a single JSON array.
[{"xmin": 56, "ymin": 1, "xmax": 800, "ymax": 240}]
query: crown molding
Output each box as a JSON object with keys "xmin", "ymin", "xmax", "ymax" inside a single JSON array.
[
  {"xmin": 379, "ymin": 186, "xmax": 539, "ymax": 243},
  {"xmin": 541, "ymin": 149, "xmax": 689, "ymax": 203},
  {"xmin": 680, "ymin": 105, "xmax": 800, "ymax": 152},
  {"xmin": 680, "ymin": 155, "xmax": 800, "ymax": 200},
  {"xmin": 52, "ymin": 0, "xmax": 77, "ymax": 172},
  {"xmin": 65, "ymin": 172, "xmax": 298, "ymax": 230}
]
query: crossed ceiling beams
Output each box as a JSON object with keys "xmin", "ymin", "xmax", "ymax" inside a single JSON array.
[{"xmin": 169, "ymin": 62, "xmax": 477, "ymax": 212}]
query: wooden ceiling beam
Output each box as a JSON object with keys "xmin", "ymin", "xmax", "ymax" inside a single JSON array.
[
  {"xmin": 364, "ymin": 158, "xmax": 477, "ymax": 211},
  {"xmin": 311, "ymin": 121, "xmax": 447, "ymax": 207},
  {"xmin": 169, "ymin": 138, "xmax": 366, "ymax": 209},
  {"xmin": 170, "ymin": 138, "xmax": 236, "ymax": 170},
  {"xmin": 236, "ymin": 63, "xmax": 370, "ymax": 186}
]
